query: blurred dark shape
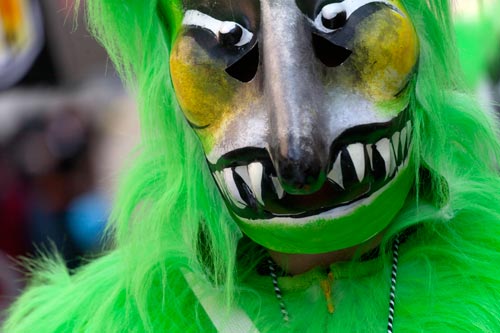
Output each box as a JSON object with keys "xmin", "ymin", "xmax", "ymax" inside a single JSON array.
[
  {"xmin": 0, "ymin": 143, "xmax": 30, "ymax": 259},
  {"xmin": 16, "ymin": 39, "xmax": 58, "ymax": 87},
  {"xmin": 488, "ymin": 37, "xmax": 500, "ymax": 113},
  {"xmin": 0, "ymin": 250, "xmax": 22, "ymax": 322},
  {"xmin": 0, "ymin": 0, "xmax": 117, "ymax": 319},
  {"xmin": 2, "ymin": 108, "xmax": 109, "ymax": 269},
  {"xmin": 490, "ymin": 48, "xmax": 500, "ymax": 85}
]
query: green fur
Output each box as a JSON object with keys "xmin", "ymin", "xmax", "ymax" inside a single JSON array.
[{"xmin": 4, "ymin": 0, "xmax": 500, "ymax": 332}]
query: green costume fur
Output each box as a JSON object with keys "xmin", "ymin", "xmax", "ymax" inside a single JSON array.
[
  {"xmin": 4, "ymin": 0, "xmax": 500, "ymax": 332},
  {"xmin": 454, "ymin": 1, "xmax": 500, "ymax": 89}
]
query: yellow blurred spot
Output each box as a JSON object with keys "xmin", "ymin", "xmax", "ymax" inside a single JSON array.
[{"xmin": 0, "ymin": 0, "xmax": 29, "ymax": 48}]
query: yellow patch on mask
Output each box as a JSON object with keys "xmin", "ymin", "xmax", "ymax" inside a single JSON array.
[
  {"xmin": 170, "ymin": 36, "xmax": 260, "ymax": 152},
  {"xmin": 351, "ymin": 4, "xmax": 419, "ymax": 102},
  {"xmin": 170, "ymin": 37, "xmax": 235, "ymax": 150},
  {"xmin": 170, "ymin": 38, "xmax": 234, "ymax": 126}
]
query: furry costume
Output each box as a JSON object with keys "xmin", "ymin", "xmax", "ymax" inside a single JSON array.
[{"xmin": 4, "ymin": 0, "xmax": 500, "ymax": 332}]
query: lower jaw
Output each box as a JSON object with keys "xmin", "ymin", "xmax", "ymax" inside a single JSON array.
[{"xmin": 234, "ymin": 159, "xmax": 415, "ymax": 254}]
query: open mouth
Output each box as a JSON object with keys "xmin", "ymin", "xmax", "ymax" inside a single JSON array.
[{"xmin": 210, "ymin": 108, "xmax": 412, "ymax": 220}]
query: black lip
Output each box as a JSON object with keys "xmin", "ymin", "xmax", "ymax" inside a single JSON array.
[{"xmin": 209, "ymin": 107, "xmax": 411, "ymax": 220}]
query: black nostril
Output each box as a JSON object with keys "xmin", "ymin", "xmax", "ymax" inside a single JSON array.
[
  {"xmin": 312, "ymin": 34, "xmax": 352, "ymax": 67},
  {"xmin": 275, "ymin": 155, "xmax": 325, "ymax": 195}
]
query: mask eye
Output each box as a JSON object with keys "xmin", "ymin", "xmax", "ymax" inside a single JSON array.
[
  {"xmin": 320, "ymin": 3, "xmax": 347, "ymax": 30},
  {"xmin": 218, "ymin": 21, "xmax": 253, "ymax": 47},
  {"xmin": 219, "ymin": 22, "xmax": 243, "ymax": 47},
  {"xmin": 183, "ymin": 10, "xmax": 254, "ymax": 48},
  {"xmin": 313, "ymin": 0, "xmax": 397, "ymax": 33}
]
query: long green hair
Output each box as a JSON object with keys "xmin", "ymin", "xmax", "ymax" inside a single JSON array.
[{"xmin": 4, "ymin": 0, "xmax": 500, "ymax": 332}]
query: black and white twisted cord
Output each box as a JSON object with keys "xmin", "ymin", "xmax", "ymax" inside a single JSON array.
[
  {"xmin": 268, "ymin": 235, "xmax": 401, "ymax": 329},
  {"xmin": 387, "ymin": 236, "xmax": 400, "ymax": 333},
  {"xmin": 268, "ymin": 258, "xmax": 290, "ymax": 322}
]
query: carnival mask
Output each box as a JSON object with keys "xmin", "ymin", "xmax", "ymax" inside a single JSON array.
[{"xmin": 170, "ymin": 0, "xmax": 419, "ymax": 253}]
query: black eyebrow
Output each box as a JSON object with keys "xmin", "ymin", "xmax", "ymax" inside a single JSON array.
[
  {"xmin": 295, "ymin": 0, "xmax": 346, "ymax": 18},
  {"xmin": 181, "ymin": 0, "xmax": 260, "ymax": 29}
]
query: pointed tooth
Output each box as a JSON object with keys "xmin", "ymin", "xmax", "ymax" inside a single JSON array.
[
  {"xmin": 375, "ymin": 138, "xmax": 391, "ymax": 179},
  {"xmin": 340, "ymin": 149, "xmax": 359, "ymax": 186},
  {"xmin": 234, "ymin": 166, "xmax": 255, "ymax": 204},
  {"xmin": 400, "ymin": 127, "xmax": 407, "ymax": 154},
  {"xmin": 406, "ymin": 121, "xmax": 413, "ymax": 148},
  {"xmin": 214, "ymin": 171, "xmax": 229, "ymax": 196},
  {"xmin": 367, "ymin": 144, "xmax": 374, "ymax": 170},
  {"xmin": 389, "ymin": 142, "xmax": 397, "ymax": 176},
  {"xmin": 328, "ymin": 153, "xmax": 344, "ymax": 189},
  {"xmin": 346, "ymin": 143, "xmax": 365, "ymax": 182},
  {"xmin": 402, "ymin": 152, "xmax": 408, "ymax": 168},
  {"xmin": 403, "ymin": 141, "xmax": 413, "ymax": 167},
  {"xmin": 248, "ymin": 162, "xmax": 264, "ymax": 205},
  {"xmin": 371, "ymin": 145, "xmax": 386, "ymax": 179},
  {"xmin": 407, "ymin": 121, "xmax": 412, "ymax": 138},
  {"xmin": 213, "ymin": 171, "xmax": 223, "ymax": 187},
  {"xmin": 271, "ymin": 176, "xmax": 285, "ymax": 199},
  {"xmin": 223, "ymin": 168, "xmax": 245, "ymax": 209},
  {"xmin": 392, "ymin": 131, "xmax": 400, "ymax": 161},
  {"xmin": 234, "ymin": 166, "xmax": 252, "ymax": 191}
]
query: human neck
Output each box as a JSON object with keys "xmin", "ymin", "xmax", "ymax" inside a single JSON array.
[{"xmin": 268, "ymin": 234, "xmax": 384, "ymax": 275}]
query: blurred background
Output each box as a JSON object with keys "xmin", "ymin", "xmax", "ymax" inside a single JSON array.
[
  {"xmin": 0, "ymin": 0, "xmax": 140, "ymax": 321},
  {"xmin": 0, "ymin": 0, "xmax": 499, "ymax": 326},
  {"xmin": 455, "ymin": 0, "xmax": 500, "ymax": 114}
]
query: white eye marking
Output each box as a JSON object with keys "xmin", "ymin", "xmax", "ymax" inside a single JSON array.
[
  {"xmin": 182, "ymin": 10, "xmax": 254, "ymax": 47},
  {"xmin": 313, "ymin": 0, "xmax": 403, "ymax": 33}
]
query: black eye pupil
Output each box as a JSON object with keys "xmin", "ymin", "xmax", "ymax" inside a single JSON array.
[
  {"xmin": 321, "ymin": 11, "xmax": 347, "ymax": 30},
  {"xmin": 219, "ymin": 24, "xmax": 243, "ymax": 47}
]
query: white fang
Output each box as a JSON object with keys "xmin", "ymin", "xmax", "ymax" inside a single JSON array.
[
  {"xmin": 375, "ymin": 138, "xmax": 391, "ymax": 178},
  {"xmin": 403, "ymin": 141, "xmax": 413, "ymax": 167},
  {"xmin": 234, "ymin": 165, "xmax": 252, "ymax": 192},
  {"xmin": 389, "ymin": 142, "xmax": 397, "ymax": 176},
  {"xmin": 392, "ymin": 131, "xmax": 400, "ymax": 161},
  {"xmin": 248, "ymin": 162, "xmax": 264, "ymax": 205},
  {"xmin": 367, "ymin": 144, "xmax": 374, "ymax": 170},
  {"xmin": 224, "ymin": 168, "xmax": 245, "ymax": 209},
  {"xmin": 328, "ymin": 153, "xmax": 344, "ymax": 189},
  {"xmin": 214, "ymin": 171, "xmax": 228, "ymax": 199},
  {"xmin": 271, "ymin": 176, "xmax": 285, "ymax": 199},
  {"xmin": 346, "ymin": 143, "xmax": 365, "ymax": 182},
  {"xmin": 400, "ymin": 127, "xmax": 407, "ymax": 154}
]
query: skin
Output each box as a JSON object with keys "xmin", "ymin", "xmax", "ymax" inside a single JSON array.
[
  {"xmin": 170, "ymin": 0, "xmax": 419, "ymax": 270},
  {"xmin": 270, "ymin": 231, "xmax": 385, "ymax": 275}
]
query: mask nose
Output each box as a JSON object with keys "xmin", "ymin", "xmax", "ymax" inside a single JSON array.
[
  {"xmin": 261, "ymin": 0, "xmax": 328, "ymax": 195},
  {"xmin": 271, "ymin": 139, "xmax": 326, "ymax": 194}
]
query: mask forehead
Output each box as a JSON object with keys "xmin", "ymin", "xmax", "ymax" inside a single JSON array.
[{"xmin": 170, "ymin": 0, "xmax": 419, "ymax": 253}]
